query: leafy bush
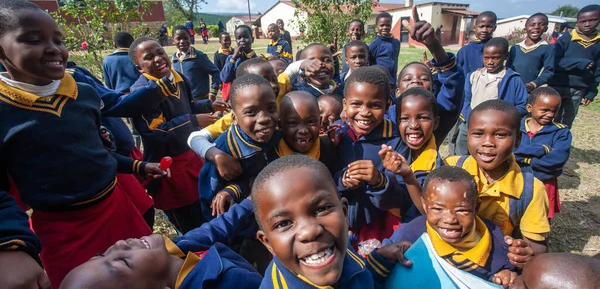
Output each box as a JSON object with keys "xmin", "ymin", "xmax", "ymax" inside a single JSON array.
[{"xmin": 208, "ymin": 25, "xmax": 220, "ymax": 37}]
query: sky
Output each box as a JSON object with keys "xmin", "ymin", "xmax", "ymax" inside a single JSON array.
[{"xmin": 199, "ymin": 0, "xmax": 597, "ymax": 18}]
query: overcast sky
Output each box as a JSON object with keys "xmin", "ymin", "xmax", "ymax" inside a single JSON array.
[{"xmin": 199, "ymin": 0, "xmax": 597, "ymax": 18}]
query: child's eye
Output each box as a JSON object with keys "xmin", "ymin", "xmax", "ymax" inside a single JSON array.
[
  {"xmin": 286, "ymin": 121, "xmax": 297, "ymax": 126},
  {"xmin": 315, "ymin": 204, "xmax": 334, "ymax": 215},
  {"xmin": 273, "ymin": 220, "xmax": 292, "ymax": 230},
  {"xmin": 244, "ymin": 110, "xmax": 256, "ymax": 116},
  {"xmin": 115, "ymin": 257, "xmax": 130, "ymax": 267},
  {"xmin": 495, "ymin": 133, "xmax": 508, "ymax": 138}
]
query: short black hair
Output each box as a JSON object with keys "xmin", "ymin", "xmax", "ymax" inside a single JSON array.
[
  {"xmin": 276, "ymin": 19, "xmax": 284, "ymax": 24},
  {"xmin": 397, "ymin": 87, "xmax": 437, "ymax": 123},
  {"xmin": 528, "ymin": 87, "xmax": 561, "ymax": 105},
  {"xmin": 295, "ymin": 49, "xmax": 304, "ymax": 60},
  {"xmin": 484, "ymin": 37, "xmax": 509, "ymax": 54},
  {"xmin": 128, "ymin": 36, "xmax": 155, "ymax": 65},
  {"xmin": 269, "ymin": 57, "xmax": 288, "ymax": 68},
  {"xmin": 114, "ymin": 32, "xmax": 134, "ymax": 48},
  {"xmin": 304, "ymin": 43, "xmax": 333, "ymax": 57},
  {"xmin": 527, "ymin": 13, "xmax": 549, "ymax": 25},
  {"xmin": 219, "ymin": 31, "xmax": 230, "ymax": 41},
  {"xmin": 251, "ymin": 155, "xmax": 337, "ymax": 228},
  {"xmin": 318, "ymin": 94, "xmax": 343, "ymax": 108},
  {"xmin": 423, "ymin": 167, "xmax": 479, "ymax": 203},
  {"xmin": 172, "ymin": 25, "xmax": 190, "ymax": 37},
  {"xmin": 376, "ymin": 12, "xmax": 392, "ymax": 24},
  {"xmin": 0, "ymin": 0, "xmax": 44, "ymax": 39},
  {"xmin": 578, "ymin": 5, "xmax": 600, "ymax": 19},
  {"xmin": 235, "ymin": 25, "xmax": 253, "ymax": 37},
  {"xmin": 476, "ymin": 11, "xmax": 498, "ymax": 24},
  {"xmin": 268, "ymin": 23, "xmax": 279, "ymax": 31},
  {"xmin": 345, "ymin": 40, "xmax": 369, "ymax": 55},
  {"xmin": 469, "ymin": 99, "xmax": 521, "ymax": 131},
  {"xmin": 397, "ymin": 61, "xmax": 434, "ymax": 92},
  {"xmin": 348, "ymin": 19, "xmax": 365, "ymax": 29},
  {"xmin": 280, "ymin": 91, "xmax": 319, "ymax": 113},
  {"xmin": 230, "ymin": 74, "xmax": 272, "ymax": 109},
  {"xmin": 236, "ymin": 57, "xmax": 270, "ymax": 78},
  {"xmin": 344, "ymin": 65, "xmax": 390, "ymax": 103}
]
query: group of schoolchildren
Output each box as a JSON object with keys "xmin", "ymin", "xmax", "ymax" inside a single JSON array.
[{"xmin": 0, "ymin": 0, "xmax": 599, "ymax": 288}]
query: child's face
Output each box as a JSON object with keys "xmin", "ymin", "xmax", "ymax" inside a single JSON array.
[
  {"xmin": 267, "ymin": 25, "xmax": 280, "ymax": 40},
  {"xmin": 235, "ymin": 28, "xmax": 253, "ymax": 52},
  {"xmin": 474, "ymin": 16, "xmax": 496, "ymax": 41},
  {"xmin": 318, "ymin": 97, "xmax": 342, "ymax": 131},
  {"xmin": 398, "ymin": 95, "xmax": 439, "ymax": 151},
  {"xmin": 397, "ymin": 64, "xmax": 433, "ymax": 95},
  {"xmin": 232, "ymin": 84, "xmax": 278, "ymax": 143},
  {"xmin": 577, "ymin": 10, "xmax": 600, "ymax": 36},
  {"xmin": 526, "ymin": 95, "xmax": 561, "ymax": 126},
  {"xmin": 526, "ymin": 16, "xmax": 548, "ymax": 42},
  {"xmin": 468, "ymin": 110, "xmax": 520, "ymax": 176},
  {"xmin": 173, "ymin": 30, "xmax": 191, "ymax": 53},
  {"xmin": 219, "ymin": 34, "xmax": 232, "ymax": 49},
  {"xmin": 280, "ymin": 97, "xmax": 321, "ymax": 153},
  {"xmin": 0, "ymin": 9, "xmax": 68, "ymax": 85},
  {"xmin": 483, "ymin": 46, "xmax": 506, "ymax": 74},
  {"xmin": 376, "ymin": 17, "xmax": 392, "ymax": 36},
  {"xmin": 277, "ymin": 20, "xmax": 285, "ymax": 30},
  {"xmin": 256, "ymin": 167, "xmax": 349, "ymax": 287},
  {"xmin": 422, "ymin": 180, "xmax": 478, "ymax": 244},
  {"xmin": 347, "ymin": 22, "xmax": 364, "ymax": 40},
  {"xmin": 345, "ymin": 45, "xmax": 368, "ymax": 72},
  {"xmin": 343, "ymin": 82, "xmax": 386, "ymax": 136},
  {"xmin": 270, "ymin": 59, "xmax": 286, "ymax": 77},
  {"xmin": 135, "ymin": 40, "xmax": 171, "ymax": 78},
  {"xmin": 246, "ymin": 62, "xmax": 280, "ymax": 97},
  {"xmin": 304, "ymin": 46, "xmax": 334, "ymax": 87},
  {"xmin": 60, "ymin": 234, "xmax": 174, "ymax": 289}
]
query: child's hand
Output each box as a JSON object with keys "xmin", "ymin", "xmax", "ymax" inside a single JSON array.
[
  {"xmin": 376, "ymin": 241, "xmax": 413, "ymax": 267},
  {"xmin": 327, "ymin": 36, "xmax": 342, "ymax": 57},
  {"xmin": 492, "ymin": 269, "xmax": 519, "ymax": 287},
  {"xmin": 211, "ymin": 100, "xmax": 230, "ymax": 112},
  {"xmin": 211, "ymin": 191, "xmax": 233, "ymax": 217},
  {"xmin": 232, "ymin": 46, "xmax": 241, "ymax": 59},
  {"xmin": 378, "ymin": 145, "xmax": 413, "ymax": 178},
  {"xmin": 144, "ymin": 163, "xmax": 170, "ymax": 179},
  {"xmin": 300, "ymin": 59, "xmax": 323, "ymax": 79},
  {"xmin": 401, "ymin": 6, "xmax": 438, "ymax": 47},
  {"xmin": 209, "ymin": 92, "xmax": 217, "ymax": 102},
  {"xmin": 347, "ymin": 160, "xmax": 380, "ymax": 186},
  {"xmin": 504, "ymin": 236, "xmax": 535, "ymax": 269},
  {"xmin": 342, "ymin": 172, "xmax": 360, "ymax": 189},
  {"xmin": 324, "ymin": 123, "xmax": 343, "ymax": 146},
  {"xmin": 0, "ymin": 250, "xmax": 51, "ymax": 289},
  {"xmin": 525, "ymin": 83, "xmax": 535, "ymax": 93},
  {"xmin": 214, "ymin": 152, "xmax": 242, "ymax": 181},
  {"xmin": 196, "ymin": 114, "xmax": 219, "ymax": 127}
]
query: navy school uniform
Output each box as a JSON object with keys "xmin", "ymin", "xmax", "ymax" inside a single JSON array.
[
  {"xmin": 514, "ymin": 118, "xmax": 572, "ymax": 181},
  {"xmin": 333, "ymin": 119, "xmax": 412, "ymax": 230},
  {"xmin": 461, "ymin": 67, "xmax": 528, "ymax": 122},
  {"xmin": 0, "ymin": 190, "xmax": 42, "ymax": 261},
  {"xmin": 383, "ymin": 215, "xmax": 516, "ymax": 282},
  {"xmin": 293, "ymin": 76, "xmax": 344, "ymax": 98},
  {"xmin": 280, "ymin": 29, "xmax": 293, "ymax": 51},
  {"xmin": 172, "ymin": 47, "xmax": 221, "ymax": 100},
  {"xmin": 507, "ymin": 41, "xmax": 555, "ymax": 89},
  {"xmin": 550, "ymin": 30, "xmax": 600, "ymax": 101},
  {"xmin": 386, "ymin": 53, "xmax": 465, "ymax": 146},
  {"xmin": 369, "ymin": 35, "xmax": 401, "ymax": 87},
  {"xmin": 457, "ymin": 38, "xmax": 489, "ymax": 76},
  {"xmin": 102, "ymin": 48, "xmax": 142, "ymax": 93},
  {"xmin": 198, "ymin": 124, "xmax": 281, "ymax": 221},
  {"xmin": 267, "ymin": 38, "xmax": 293, "ymax": 64},
  {"xmin": 220, "ymin": 50, "xmax": 258, "ymax": 83},
  {"xmin": 214, "ymin": 48, "xmax": 232, "ymax": 71}
]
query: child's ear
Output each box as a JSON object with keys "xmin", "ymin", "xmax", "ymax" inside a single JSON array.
[
  {"xmin": 395, "ymin": 87, "xmax": 402, "ymax": 99},
  {"xmin": 231, "ymin": 111, "xmax": 238, "ymax": 125},
  {"xmin": 526, "ymin": 103, "xmax": 533, "ymax": 113},
  {"xmin": 514, "ymin": 130, "xmax": 522, "ymax": 149},
  {"xmin": 492, "ymin": 24, "xmax": 497, "ymax": 33},
  {"xmin": 135, "ymin": 65, "xmax": 144, "ymax": 74},
  {"xmin": 340, "ymin": 197, "xmax": 349, "ymax": 226},
  {"xmin": 433, "ymin": 116, "xmax": 440, "ymax": 131},
  {"xmin": 256, "ymin": 230, "xmax": 275, "ymax": 256},
  {"xmin": 421, "ymin": 196, "xmax": 427, "ymax": 214},
  {"xmin": 342, "ymin": 98, "xmax": 347, "ymax": 111}
]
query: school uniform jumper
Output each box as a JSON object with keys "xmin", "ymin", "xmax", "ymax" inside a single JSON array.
[
  {"xmin": 507, "ymin": 41, "xmax": 555, "ymax": 89},
  {"xmin": 131, "ymin": 71, "xmax": 214, "ymax": 234},
  {"xmin": 219, "ymin": 50, "xmax": 257, "ymax": 101},
  {"xmin": 456, "ymin": 38, "xmax": 488, "ymax": 76},
  {"xmin": 102, "ymin": 47, "xmax": 142, "ymax": 93},
  {"xmin": 293, "ymin": 76, "xmax": 344, "ymax": 98},
  {"xmin": 369, "ymin": 35, "xmax": 401, "ymax": 88},
  {"xmin": 214, "ymin": 48, "xmax": 232, "ymax": 72},
  {"xmin": 515, "ymin": 118, "xmax": 572, "ymax": 217},
  {"xmin": 280, "ymin": 29, "xmax": 293, "ymax": 52},
  {"xmin": 274, "ymin": 136, "xmax": 337, "ymax": 173},
  {"xmin": 384, "ymin": 215, "xmax": 515, "ymax": 281},
  {"xmin": 267, "ymin": 38, "xmax": 293, "ymax": 64},
  {"xmin": 172, "ymin": 47, "xmax": 221, "ymax": 100},
  {"xmin": 549, "ymin": 30, "xmax": 600, "ymax": 127}
]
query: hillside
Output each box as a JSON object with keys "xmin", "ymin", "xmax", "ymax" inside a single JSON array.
[{"xmin": 194, "ymin": 12, "xmax": 231, "ymax": 25}]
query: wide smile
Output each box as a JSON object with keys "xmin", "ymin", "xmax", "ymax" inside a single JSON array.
[
  {"xmin": 140, "ymin": 238, "xmax": 151, "ymax": 249},
  {"xmin": 41, "ymin": 60, "xmax": 64, "ymax": 69},
  {"xmin": 439, "ymin": 227, "xmax": 462, "ymax": 239},
  {"xmin": 354, "ymin": 119, "xmax": 374, "ymax": 131},
  {"xmin": 295, "ymin": 136, "xmax": 313, "ymax": 145},
  {"xmin": 477, "ymin": 152, "xmax": 497, "ymax": 163},
  {"xmin": 255, "ymin": 126, "xmax": 274, "ymax": 136},
  {"xmin": 405, "ymin": 132, "xmax": 424, "ymax": 146},
  {"xmin": 299, "ymin": 246, "xmax": 335, "ymax": 268}
]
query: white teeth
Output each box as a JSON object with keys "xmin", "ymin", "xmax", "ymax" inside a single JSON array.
[
  {"xmin": 44, "ymin": 61, "xmax": 61, "ymax": 66},
  {"xmin": 357, "ymin": 120, "xmax": 370, "ymax": 126},
  {"xmin": 301, "ymin": 248, "xmax": 333, "ymax": 265},
  {"xmin": 141, "ymin": 239, "xmax": 150, "ymax": 249},
  {"xmin": 296, "ymin": 139, "xmax": 310, "ymax": 144}
]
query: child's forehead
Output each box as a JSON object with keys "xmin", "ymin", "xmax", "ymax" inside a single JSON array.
[
  {"xmin": 138, "ymin": 40, "xmax": 162, "ymax": 52},
  {"xmin": 483, "ymin": 45, "xmax": 506, "ymax": 54},
  {"xmin": 305, "ymin": 46, "xmax": 332, "ymax": 58},
  {"xmin": 235, "ymin": 29, "xmax": 251, "ymax": 37},
  {"xmin": 527, "ymin": 16, "xmax": 548, "ymax": 24},
  {"xmin": 348, "ymin": 22, "xmax": 364, "ymax": 29},
  {"xmin": 347, "ymin": 45, "xmax": 367, "ymax": 54},
  {"xmin": 470, "ymin": 109, "xmax": 515, "ymax": 128}
]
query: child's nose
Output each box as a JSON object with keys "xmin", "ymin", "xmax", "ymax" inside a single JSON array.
[{"xmin": 296, "ymin": 222, "xmax": 323, "ymax": 242}]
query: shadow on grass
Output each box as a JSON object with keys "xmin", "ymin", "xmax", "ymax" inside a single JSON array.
[
  {"xmin": 560, "ymin": 146, "xmax": 600, "ymax": 189},
  {"xmin": 549, "ymin": 195, "xmax": 600, "ymax": 255}
]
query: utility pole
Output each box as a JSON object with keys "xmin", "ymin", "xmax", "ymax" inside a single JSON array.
[{"xmin": 247, "ymin": 0, "xmax": 252, "ymax": 22}]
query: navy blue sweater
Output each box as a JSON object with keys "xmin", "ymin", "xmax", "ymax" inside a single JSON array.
[
  {"xmin": 131, "ymin": 72, "xmax": 214, "ymax": 162},
  {"xmin": 266, "ymin": 38, "xmax": 293, "ymax": 64},
  {"xmin": 461, "ymin": 68, "xmax": 528, "ymax": 121},
  {"xmin": 550, "ymin": 30, "xmax": 600, "ymax": 100},
  {"xmin": 507, "ymin": 41, "xmax": 555, "ymax": 88},
  {"xmin": 102, "ymin": 48, "xmax": 141, "ymax": 93},
  {"xmin": 220, "ymin": 50, "xmax": 258, "ymax": 83},
  {"xmin": 369, "ymin": 35, "xmax": 401, "ymax": 86},
  {"xmin": 172, "ymin": 47, "xmax": 221, "ymax": 100},
  {"xmin": 213, "ymin": 49, "xmax": 231, "ymax": 72},
  {"xmin": 0, "ymin": 190, "xmax": 42, "ymax": 260},
  {"xmin": 456, "ymin": 39, "xmax": 488, "ymax": 76},
  {"xmin": 514, "ymin": 118, "xmax": 572, "ymax": 181}
]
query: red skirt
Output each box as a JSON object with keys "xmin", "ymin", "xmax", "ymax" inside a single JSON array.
[
  {"xmin": 31, "ymin": 184, "xmax": 151, "ymax": 288},
  {"xmin": 151, "ymin": 149, "xmax": 203, "ymax": 210},
  {"xmin": 544, "ymin": 177, "xmax": 560, "ymax": 218},
  {"xmin": 117, "ymin": 173, "xmax": 154, "ymax": 214},
  {"xmin": 221, "ymin": 82, "xmax": 232, "ymax": 102},
  {"xmin": 351, "ymin": 212, "xmax": 400, "ymax": 255}
]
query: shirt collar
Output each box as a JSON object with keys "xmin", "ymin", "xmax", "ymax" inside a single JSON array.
[
  {"xmin": 348, "ymin": 118, "xmax": 396, "ymax": 142},
  {"xmin": 240, "ymin": 50, "xmax": 256, "ymax": 59},
  {"xmin": 571, "ymin": 29, "xmax": 600, "ymax": 42},
  {"xmin": 174, "ymin": 47, "xmax": 195, "ymax": 61},
  {"xmin": 143, "ymin": 69, "xmax": 183, "ymax": 84},
  {"xmin": 112, "ymin": 47, "xmax": 130, "ymax": 54},
  {"xmin": 219, "ymin": 47, "xmax": 232, "ymax": 55},
  {"xmin": 409, "ymin": 135, "xmax": 438, "ymax": 172},
  {"xmin": 275, "ymin": 137, "xmax": 321, "ymax": 160},
  {"xmin": 517, "ymin": 39, "xmax": 548, "ymax": 51},
  {"xmin": 463, "ymin": 155, "xmax": 524, "ymax": 198},
  {"xmin": 426, "ymin": 216, "xmax": 491, "ymax": 267},
  {"xmin": 0, "ymin": 72, "xmax": 78, "ymax": 105},
  {"xmin": 269, "ymin": 38, "xmax": 281, "ymax": 46},
  {"xmin": 163, "ymin": 237, "xmax": 202, "ymax": 289}
]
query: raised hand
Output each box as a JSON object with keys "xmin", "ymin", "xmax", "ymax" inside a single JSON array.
[{"xmin": 401, "ymin": 5, "xmax": 448, "ymax": 62}]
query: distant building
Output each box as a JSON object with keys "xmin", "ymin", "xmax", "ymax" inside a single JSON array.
[
  {"xmin": 226, "ymin": 14, "xmax": 262, "ymax": 37},
  {"xmin": 496, "ymin": 14, "xmax": 576, "ymax": 40}
]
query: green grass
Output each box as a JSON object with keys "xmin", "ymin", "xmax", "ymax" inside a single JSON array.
[{"xmin": 163, "ymin": 38, "xmax": 271, "ymax": 56}]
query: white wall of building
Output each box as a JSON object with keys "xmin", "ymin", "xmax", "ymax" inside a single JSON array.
[{"xmin": 260, "ymin": 2, "xmax": 306, "ymax": 38}]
